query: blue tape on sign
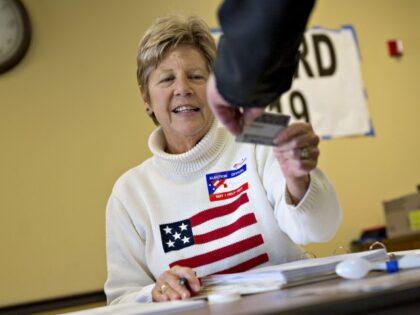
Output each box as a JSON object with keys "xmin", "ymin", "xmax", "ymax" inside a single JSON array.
[{"xmin": 386, "ymin": 260, "xmax": 399, "ymax": 273}]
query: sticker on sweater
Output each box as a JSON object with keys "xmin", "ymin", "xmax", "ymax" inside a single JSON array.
[
  {"xmin": 206, "ymin": 164, "xmax": 248, "ymax": 202},
  {"xmin": 159, "ymin": 193, "xmax": 268, "ymax": 274}
]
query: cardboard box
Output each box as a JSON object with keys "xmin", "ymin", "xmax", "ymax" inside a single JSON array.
[{"xmin": 383, "ymin": 192, "xmax": 420, "ymax": 238}]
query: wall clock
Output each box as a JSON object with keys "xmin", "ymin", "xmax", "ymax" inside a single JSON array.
[{"xmin": 0, "ymin": 0, "xmax": 31, "ymax": 74}]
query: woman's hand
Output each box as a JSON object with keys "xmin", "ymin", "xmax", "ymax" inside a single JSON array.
[
  {"xmin": 272, "ymin": 122, "xmax": 320, "ymax": 204},
  {"xmin": 152, "ymin": 266, "xmax": 201, "ymax": 302}
]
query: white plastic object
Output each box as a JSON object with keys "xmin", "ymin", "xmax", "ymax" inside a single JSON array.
[
  {"xmin": 335, "ymin": 258, "xmax": 371, "ymax": 280},
  {"xmin": 207, "ymin": 293, "xmax": 241, "ymax": 304},
  {"xmin": 398, "ymin": 254, "xmax": 420, "ymax": 269},
  {"xmin": 336, "ymin": 253, "xmax": 420, "ymax": 280}
]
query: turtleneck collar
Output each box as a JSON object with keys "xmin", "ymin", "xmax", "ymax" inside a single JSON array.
[{"xmin": 148, "ymin": 119, "xmax": 229, "ymax": 177}]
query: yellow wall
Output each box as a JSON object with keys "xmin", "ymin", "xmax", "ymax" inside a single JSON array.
[
  {"xmin": 0, "ymin": 0, "xmax": 419, "ymax": 306},
  {"xmin": 306, "ymin": 0, "xmax": 420, "ymax": 256}
]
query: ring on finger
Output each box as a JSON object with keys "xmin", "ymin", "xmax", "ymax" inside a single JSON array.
[
  {"xmin": 299, "ymin": 147, "xmax": 310, "ymax": 159},
  {"xmin": 160, "ymin": 283, "xmax": 169, "ymax": 294}
]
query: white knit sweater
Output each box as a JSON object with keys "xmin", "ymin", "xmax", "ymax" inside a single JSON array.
[{"xmin": 105, "ymin": 120, "xmax": 342, "ymax": 304}]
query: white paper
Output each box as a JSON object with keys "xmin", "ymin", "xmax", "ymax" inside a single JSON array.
[
  {"xmin": 198, "ymin": 249, "xmax": 388, "ymax": 296},
  {"xmin": 63, "ymin": 300, "xmax": 205, "ymax": 315}
]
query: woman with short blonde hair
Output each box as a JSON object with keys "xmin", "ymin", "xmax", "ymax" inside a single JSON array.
[
  {"xmin": 105, "ymin": 14, "xmax": 342, "ymax": 304},
  {"xmin": 137, "ymin": 15, "xmax": 216, "ymax": 125}
]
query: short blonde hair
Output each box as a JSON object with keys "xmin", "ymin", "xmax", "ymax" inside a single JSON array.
[{"xmin": 137, "ymin": 15, "xmax": 216, "ymax": 104}]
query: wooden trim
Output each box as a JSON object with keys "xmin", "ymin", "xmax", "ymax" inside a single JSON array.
[{"xmin": 0, "ymin": 290, "xmax": 105, "ymax": 315}]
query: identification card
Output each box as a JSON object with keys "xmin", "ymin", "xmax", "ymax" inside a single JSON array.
[{"xmin": 235, "ymin": 112, "xmax": 290, "ymax": 146}]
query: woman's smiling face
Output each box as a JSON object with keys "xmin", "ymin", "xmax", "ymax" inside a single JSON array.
[{"xmin": 144, "ymin": 45, "xmax": 214, "ymax": 152}]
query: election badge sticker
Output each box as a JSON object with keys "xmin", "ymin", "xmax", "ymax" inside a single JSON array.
[{"xmin": 206, "ymin": 164, "xmax": 249, "ymax": 202}]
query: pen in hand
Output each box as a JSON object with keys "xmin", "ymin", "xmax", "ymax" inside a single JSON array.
[
  {"xmin": 179, "ymin": 277, "xmax": 189, "ymax": 289},
  {"xmin": 179, "ymin": 276, "xmax": 202, "ymax": 297},
  {"xmin": 179, "ymin": 277, "xmax": 193, "ymax": 299}
]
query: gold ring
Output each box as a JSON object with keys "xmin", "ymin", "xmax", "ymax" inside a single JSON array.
[
  {"xmin": 160, "ymin": 283, "xmax": 169, "ymax": 293},
  {"xmin": 299, "ymin": 147, "xmax": 310, "ymax": 159}
]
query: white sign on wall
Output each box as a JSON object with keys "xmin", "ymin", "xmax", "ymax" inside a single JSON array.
[
  {"xmin": 213, "ymin": 26, "xmax": 373, "ymax": 139},
  {"xmin": 271, "ymin": 26, "xmax": 372, "ymax": 138}
]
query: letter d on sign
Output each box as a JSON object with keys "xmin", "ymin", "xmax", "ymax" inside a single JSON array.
[{"xmin": 312, "ymin": 34, "xmax": 336, "ymax": 77}]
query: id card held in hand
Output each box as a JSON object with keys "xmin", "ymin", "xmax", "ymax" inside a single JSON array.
[{"xmin": 235, "ymin": 112, "xmax": 290, "ymax": 146}]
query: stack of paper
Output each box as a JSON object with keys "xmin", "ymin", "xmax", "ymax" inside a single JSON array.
[{"xmin": 199, "ymin": 249, "xmax": 389, "ymax": 296}]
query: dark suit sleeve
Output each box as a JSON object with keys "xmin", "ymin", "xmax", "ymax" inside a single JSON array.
[{"xmin": 214, "ymin": 0, "xmax": 316, "ymax": 108}]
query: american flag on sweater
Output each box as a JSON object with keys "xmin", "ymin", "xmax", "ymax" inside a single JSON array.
[{"xmin": 159, "ymin": 192, "xmax": 269, "ymax": 275}]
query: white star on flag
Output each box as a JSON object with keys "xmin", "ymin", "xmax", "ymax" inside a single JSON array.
[
  {"xmin": 163, "ymin": 226, "xmax": 172, "ymax": 234},
  {"xmin": 173, "ymin": 231, "xmax": 181, "ymax": 240},
  {"xmin": 179, "ymin": 223, "xmax": 188, "ymax": 231}
]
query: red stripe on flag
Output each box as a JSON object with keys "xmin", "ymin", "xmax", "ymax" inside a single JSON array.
[
  {"xmin": 190, "ymin": 193, "xmax": 249, "ymax": 227},
  {"xmin": 169, "ymin": 234, "xmax": 264, "ymax": 269},
  {"xmin": 213, "ymin": 253, "xmax": 269, "ymax": 275},
  {"xmin": 194, "ymin": 213, "xmax": 257, "ymax": 244}
]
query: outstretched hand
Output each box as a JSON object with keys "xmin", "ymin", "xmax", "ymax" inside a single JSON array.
[{"xmin": 207, "ymin": 73, "xmax": 265, "ymax": 135}]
